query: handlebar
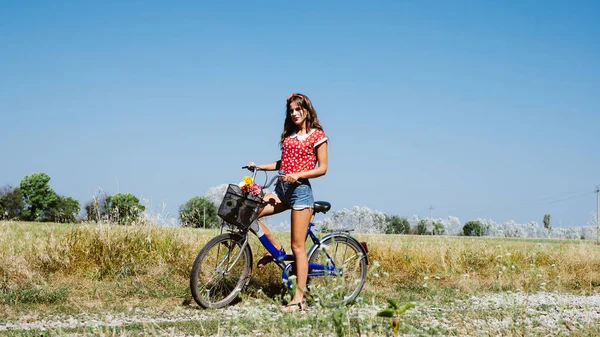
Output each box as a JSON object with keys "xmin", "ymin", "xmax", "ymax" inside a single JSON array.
[{"xmin": 241, "ymin": 166, "xmax": 301, "ymax": 188}]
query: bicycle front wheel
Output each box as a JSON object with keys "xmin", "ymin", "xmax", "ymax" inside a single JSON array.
[
  {"xmin": 190, "ymin": 233, "xmax": 252, "ymax": 309},
  {"xmin": 307, "ymin": 234, "xmax": 367, "ymax": 307}
]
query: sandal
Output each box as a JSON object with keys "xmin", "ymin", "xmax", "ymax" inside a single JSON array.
[
  {"xmin": 257, "ymin": 248, "xmax": 285, "ymax": 269},
  {"xmin": 279, "ymin": 301, "xmax": 307, "ymax": 313},
  {"xmin": 256, "ymin": 253, "xmax": 274, "ymax": 269}
]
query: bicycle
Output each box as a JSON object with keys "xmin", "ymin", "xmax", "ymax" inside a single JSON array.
[{"xmin": 189, "ymin": 167, "xmax": 369, "ymax": 309}]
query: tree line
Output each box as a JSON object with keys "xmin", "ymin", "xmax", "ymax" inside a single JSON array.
[
  {"xmin": 0, "ymin": 173, "xmax": 147, "ymax": 225},
  {"xmin": 0, "ymin": 172, "xmax": 216, "ymax": 227},
  {"xmin": 2, "ymin": 173, "xmax": 567, "ymax": 238}
]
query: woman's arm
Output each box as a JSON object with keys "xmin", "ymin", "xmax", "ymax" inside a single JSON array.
[{"xmin": 248, "ymin": 160, "xmax": 281, "ymax": 171}]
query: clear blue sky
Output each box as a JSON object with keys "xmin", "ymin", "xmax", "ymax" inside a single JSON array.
[{"xmin": 1, "ymin": 0, "xmax": 598, "ymax": 227}]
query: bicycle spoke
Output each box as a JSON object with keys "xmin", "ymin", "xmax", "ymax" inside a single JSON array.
[
  {"xmin": 190, "ymin": 234, "xmax": 251, "ymax": 308},
  {"xmin": 307, "ymin": 235, "xmax": 367, "ymax": 307}
]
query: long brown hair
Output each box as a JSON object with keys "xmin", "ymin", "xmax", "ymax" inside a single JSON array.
[{"xmin": 280, "ymin": 93, "xmax": 323, "ymax": 148}]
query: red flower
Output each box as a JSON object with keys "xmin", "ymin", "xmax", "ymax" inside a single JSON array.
[{"xmin": 250, "ymin": 183, "xmax": 262, "ymax": 196}]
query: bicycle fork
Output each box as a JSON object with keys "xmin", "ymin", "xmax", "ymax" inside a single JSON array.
[{"xmin": 220, "ymin": 233, "xmax": 250, "ymax": 274}]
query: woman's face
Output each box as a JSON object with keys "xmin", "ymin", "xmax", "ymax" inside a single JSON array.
[{"xmin": 289, "ymin": 102, "xmax": 307, "ymax": 127}]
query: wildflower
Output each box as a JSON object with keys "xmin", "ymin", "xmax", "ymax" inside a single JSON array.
[
  {"xmin": 241, "ymin": 184, "xmax": 250, "ymax": 193},
  {"xmin": 250, "ymin": 183, "xmax": 262, "ymax": 196},
  {"xmin": 243, "ymin": 176, "xmax": 253, "ymax": 185}
]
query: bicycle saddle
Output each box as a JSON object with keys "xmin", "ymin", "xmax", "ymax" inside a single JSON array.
[{"xmin": 313, "ymin": 201, "xmax": 331, "ymax": 214}]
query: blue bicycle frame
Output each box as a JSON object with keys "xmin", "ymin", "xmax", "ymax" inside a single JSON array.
[{"xmin": 238, "ymin": 166, "xmax": 368, "ymax": 288}]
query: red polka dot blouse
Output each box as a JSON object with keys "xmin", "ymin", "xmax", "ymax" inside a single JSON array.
[{"xmin": 280, "ymin": 129, "xmax": 328, "ymax": 174}]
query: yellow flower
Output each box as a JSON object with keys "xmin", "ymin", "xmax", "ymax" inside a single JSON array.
[{"xmin": 243, "ymin": 176, "xmax": 253, "ymax": 186}]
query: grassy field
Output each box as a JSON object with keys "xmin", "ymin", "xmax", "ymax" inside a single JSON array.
[{"xmin": 1, "ymin": 220, "xmax": 600, "ymax": 336}]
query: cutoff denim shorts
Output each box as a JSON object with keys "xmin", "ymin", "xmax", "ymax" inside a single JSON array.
[{"xmin": 274, "ymin": 180, "xmax": 314, "ymax": 210}]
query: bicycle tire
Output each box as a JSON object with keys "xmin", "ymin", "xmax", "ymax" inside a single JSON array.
[
  {"xmin": 307, "ymin": 234, "xmax": 367, "ymax": 307},
  {"xmin": 190, "ymin": 233, "xmax": 252, "ymax": 309}
]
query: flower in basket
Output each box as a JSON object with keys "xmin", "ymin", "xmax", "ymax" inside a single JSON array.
[
  {"xmin": 239, "ymin": 176, "xmax": 262, "ymax": 196},
  {"xmin": 239, "ymin": 176, "xmax": 252, "ymax": 193},
  {"xmin": 249, "ymin": 183, "xmax": 262, "ymax": 197}
]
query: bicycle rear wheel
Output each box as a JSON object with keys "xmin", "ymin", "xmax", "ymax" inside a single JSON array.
[
  {"xmin": 307, "ymin": 234, "xmax": 367, "ymax": 307},
  {"xmin": 190, "ymin": 233, "xmax": 252, "ymax": 309}
]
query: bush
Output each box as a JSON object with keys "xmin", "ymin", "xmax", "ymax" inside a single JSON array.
[
  {"xmin": 0, "ymin": 185, "xmax": 23, "ymax": 220},
  {"xmin": 414, "ymin": 219, "xmax": 431, "ymax": 235},
  {"xmin": 432, "ymin": 221, "xmax": 446, "ymax": 235},
  {"xmin": 105, "ymin": 193, "xmax": 146, "ymax": 225},
  {"xmin": 46, "ymin": 196, "xmax": 80, "ymax": 223},
  {"xmin": 179, "ymin": 196, "xmax": 218, "ymax": 228},
  {"xmin": 84, "ymin": 193, "xmax": 109, "ymax": 222},
  {"xmin": 385, "ymin": 215, "xmax": 410, "ymax": 234},
  {"xmin": 463, "ymin": 220, "xmax": 484, "ymax": 236},
  {"xmin": 328, "ymin": 206, "xmax": 387, "ymax": 234}
]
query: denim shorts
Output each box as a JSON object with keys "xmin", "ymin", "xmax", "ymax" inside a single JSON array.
[{"xmin": 274, "ymin": 180, "xmax": 314, "ymax": 210}]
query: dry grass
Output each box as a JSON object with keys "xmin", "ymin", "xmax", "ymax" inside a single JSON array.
[
  {"xmin": 1, "ymin": 220, "xmax": 599, "ymax": 314},
  {"xmin": 360, "ymin": 233, "xmax": 600, "ymax": 295}
]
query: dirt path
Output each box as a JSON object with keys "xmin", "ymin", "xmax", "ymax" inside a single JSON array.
[{"xmin": 1, "ymin": 292, "xmax": 599, "ymax": 336}]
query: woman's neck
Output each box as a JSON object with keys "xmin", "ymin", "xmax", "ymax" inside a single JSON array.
[{"xmin": 296, "ymin": 124, "xmax": 309, "ymax": 135}]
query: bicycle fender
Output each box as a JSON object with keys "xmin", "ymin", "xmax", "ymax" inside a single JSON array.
[{"xmin": 307, "ymin": 232, "xmax": 369, "ymax": 265}]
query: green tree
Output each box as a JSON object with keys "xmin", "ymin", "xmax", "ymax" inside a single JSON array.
[
  {"xmin": 0, "ymin": 185, "xmax": 23, "ymax": 220},
  {"xmin": 179, "ymin": 196, "xmax": 218, "ymax": 228},
  {"xmin": 385, "ymin": 215, "xmax": 410, "ymax": 234},
  {"xmin": 20, "ymin": 173, "xmax": 59, "ymax": 221},
  {"xmin": 46, "ymin": 196, "xmax": 80, "ymax": 223},
  {"xmin": 105, "ymin": 193, "xmax": 146, "ymax": 225},
  {"xmin": 463, "ymin": 220, "xmax": 484, "ymax": 236},
  {"xmin": 543, "ymin": 214, "xmax": 551, "ymax": 230},
  {"xmin": 432, "ymin": 221, "xmax": 446, "ymax": 235}
]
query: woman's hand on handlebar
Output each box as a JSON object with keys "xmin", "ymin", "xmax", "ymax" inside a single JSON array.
[
  {"xmin": 244, "ymin": 162, "xmax": 258, "ymax": 171},
  {"xmin": 281, "ymin": 173, "xmax": 300, "ymax": 184}
]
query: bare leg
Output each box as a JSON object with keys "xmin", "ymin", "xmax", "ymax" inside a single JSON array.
[
  {"xmin": 255, "ymin": 193, "xmax": 288, "ymax": 268},
  {"xmin": 288, "ymin": 208, "xmax": 312, "ymax": 305}
]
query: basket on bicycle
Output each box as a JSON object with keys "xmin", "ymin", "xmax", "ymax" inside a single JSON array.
[{"xmin": 217, "ymin": 184, "xmax": 266, "ymax": 230}]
